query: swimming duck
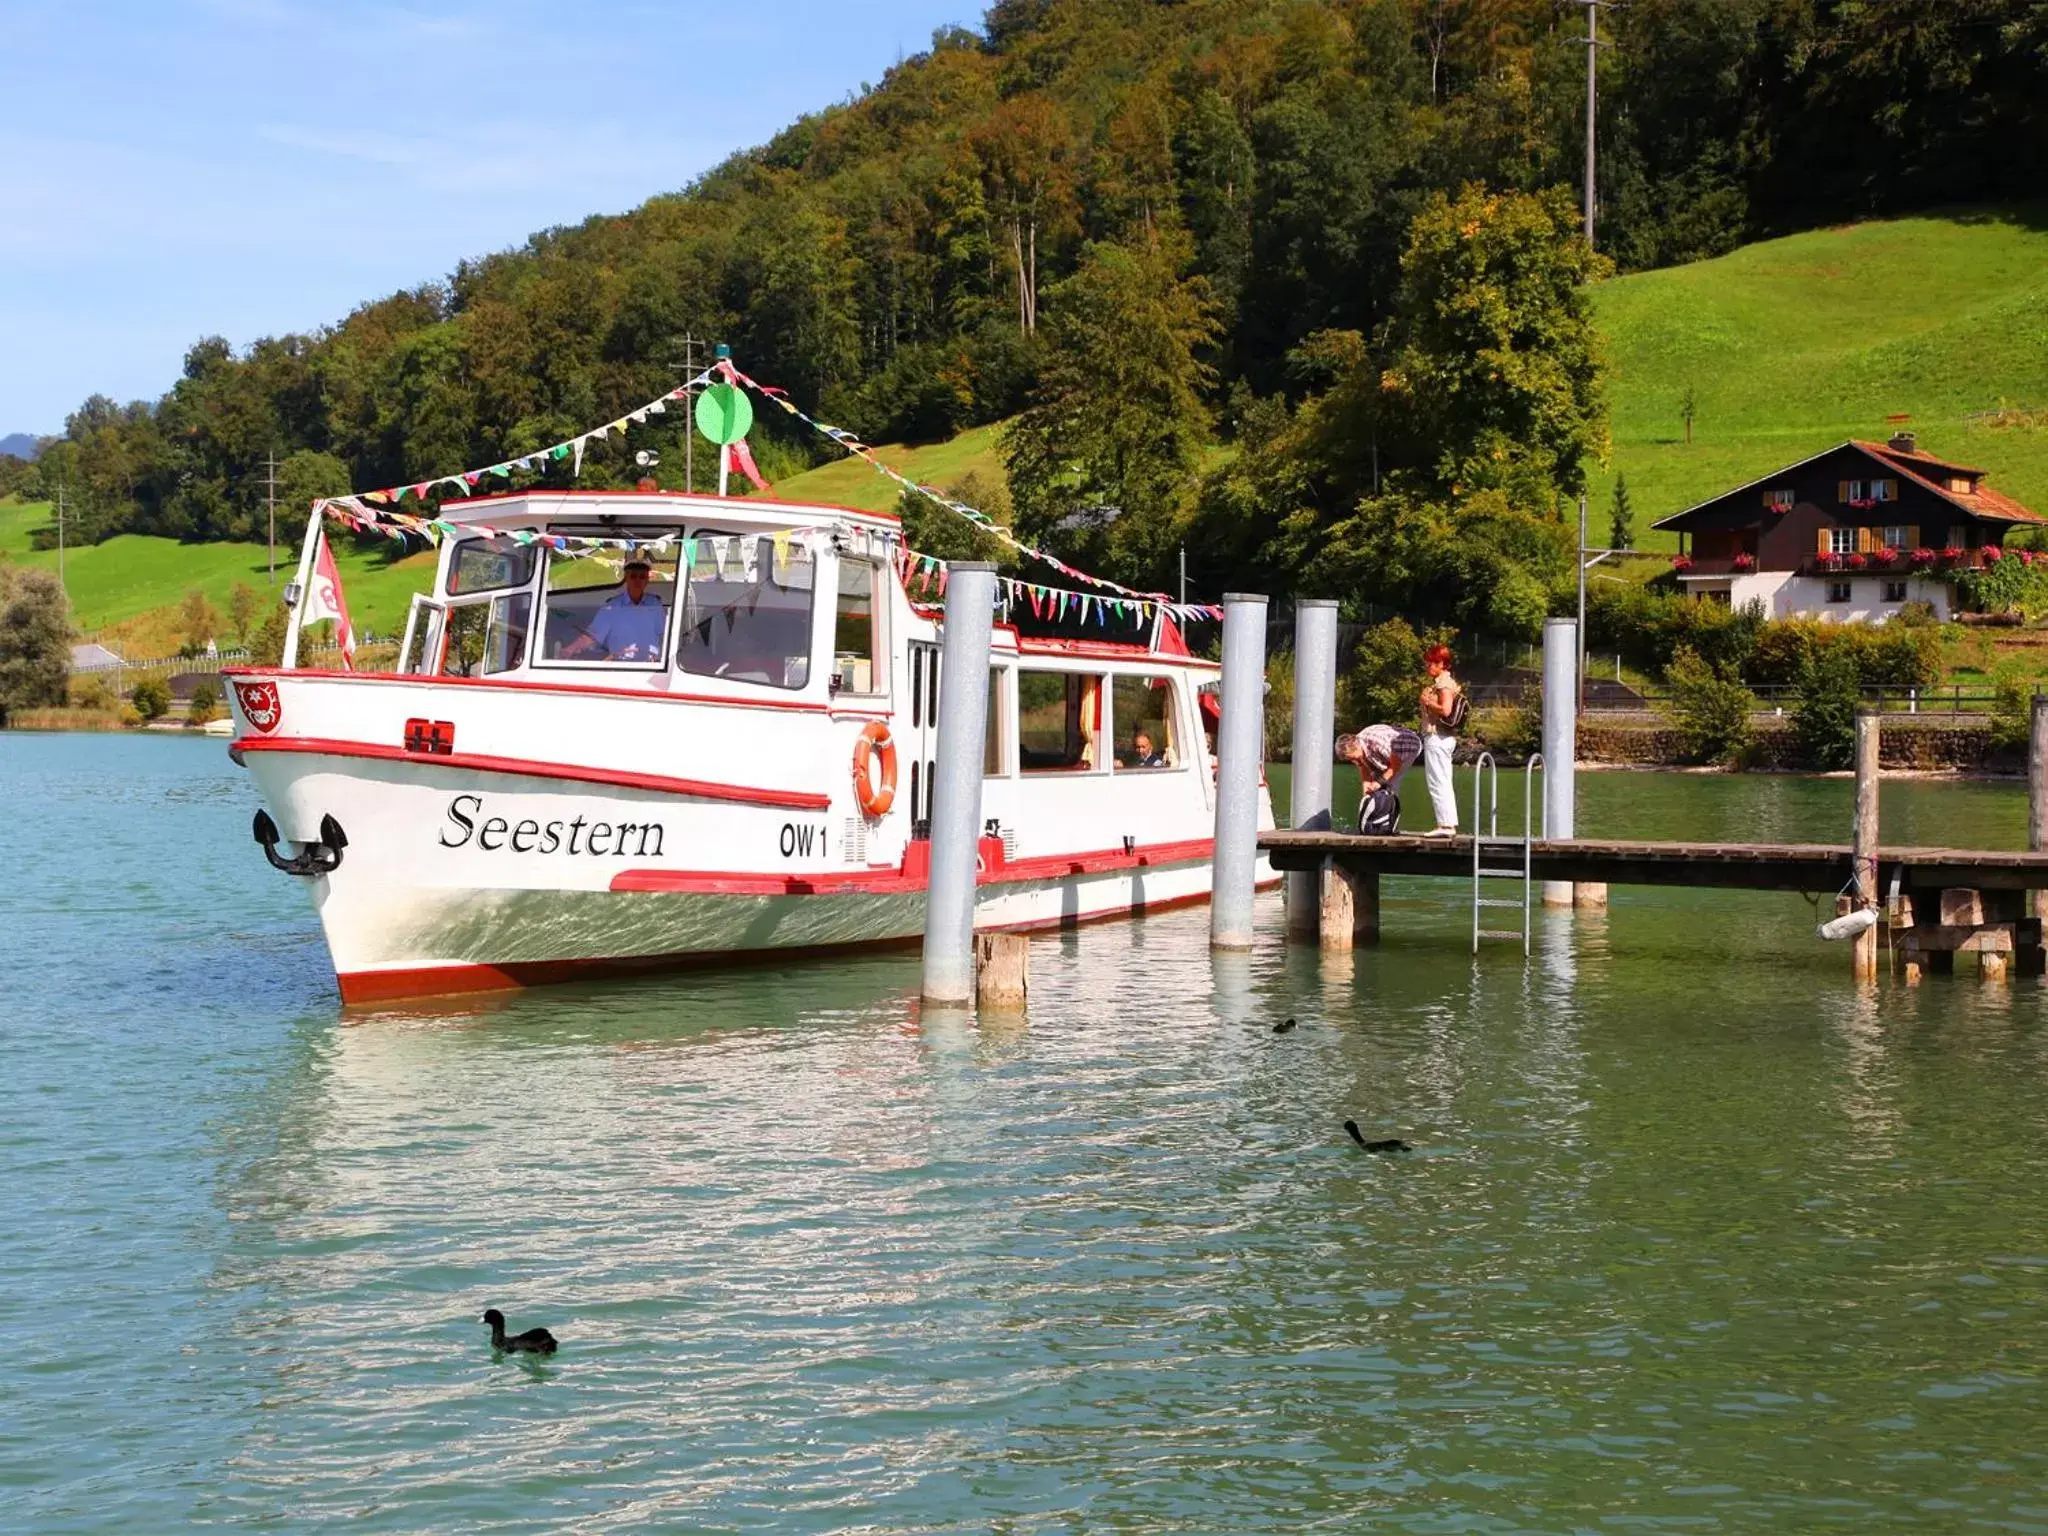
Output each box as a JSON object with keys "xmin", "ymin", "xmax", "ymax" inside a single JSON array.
[
  {"xmin": 482, "ymin": 1308, "xmax": 558, "ymax": 1354},
  {"xmin": 1344, "ymin": 1120, "xmax": 1413, "ymax": 1153}
]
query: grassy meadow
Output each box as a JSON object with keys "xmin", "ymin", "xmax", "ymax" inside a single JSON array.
[
  {"xmin": 761, "ymin": 421, "xmax": 1008, "ymax": 515},
  {"xmin": 0, "ymin": 498, "xmax": 436, "ymax": 652},
  {"xmin": 1590, "ymin": 208, "xmax": 2048, "ymax": 550}
]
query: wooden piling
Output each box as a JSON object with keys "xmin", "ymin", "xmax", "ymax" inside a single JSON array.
[
  {"xmin": 1319, "ymin": 861, "xmax": 1379, "ymax": 950},
  {"xmin": 975, "ymin": 933, "xmax": 1029, "ymax": 1010},
  {"xmin": 1853, "ymin": 709, "xmax": 1880, "ymax": 980},
  {"xmin": 2031, "ymin": 694, "xmax": 2048, "ymax": 938}
]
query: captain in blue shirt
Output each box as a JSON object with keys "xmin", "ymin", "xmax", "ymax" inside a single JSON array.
[{"xmin": 571, "ymin": 558, "xmax": 668, "ymax": 661}]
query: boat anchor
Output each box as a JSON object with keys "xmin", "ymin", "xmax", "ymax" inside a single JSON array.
[{"xmin": 253, "ymin": 809, "xmax": 348, "ymax": 876}]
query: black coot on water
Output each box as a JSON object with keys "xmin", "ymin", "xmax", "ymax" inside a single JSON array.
[
  {"xmin": 483, "ymin": 1308, "xmax": 558, "ymax": 1354},
  {"xmin": 1345, "ymin": 1120, "xmax": 1413, "ymax": 1153}
]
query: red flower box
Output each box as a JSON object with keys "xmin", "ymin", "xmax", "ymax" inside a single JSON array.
[
  {"xmin": 1670, "ymin": 556, "xmax": 1694, "ymax": 572},
  {"xmin": 1941, "ymin": 546, "xmax": 1965, "ymax": 563},
  {"xmin": 1732, "ymin": 553, "xmax": 1756, "ymax": 572},
  {"xmin": 1846, "ymin": 553, "xmax": 1868, "ymax": 569},
  {"xmin": 1910, "ymin": 547, "xmax": 1938, "ymax": 565},
  {"xmin": 1984, "ymin": 545, "xmax": 2004, "ymax": 563}
]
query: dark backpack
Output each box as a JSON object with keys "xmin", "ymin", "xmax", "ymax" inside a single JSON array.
[
  {"xmin": 1442, "ymin": 684, "xmax": 1470, "ymax": 732},
  {"xmin": 1357, "ymin": 786, "xmax": 1402, "ymax": 837}
]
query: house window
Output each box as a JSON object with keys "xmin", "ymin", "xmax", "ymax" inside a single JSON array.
[
  {"xmin": 1882, "ymin": 525, "xmax": 1911, "ymax": 549},
  {"xmin": 1829, "ymin": 527, "xmax": 1857, "ymax": 556},
  {"xmin": 1948, "ymin": 476, "xmax": 1975, "ymax": 494},
  {"xmin": 1884, "ymin": 581, "xmax": 1908, "ymax": 603},
  {"xmin": 1873, "ymin": 478, "xmax": 1898, "ymax": 502},
  {"xmin": 1844, "ymin": 480, "xmax": 1866, "ymax": 503},
  {"xmin": 1764, "ymin": 487, "xmax": 1795, "ymax": 511},
  {"xmin": 1827, "ymin": 582, "xmax": 1853, "ymax": 604}
]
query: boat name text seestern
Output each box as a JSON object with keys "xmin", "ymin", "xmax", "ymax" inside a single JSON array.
[{"xmin": 439, "ymin": 794, "xmax": 665, "ymax": 857}]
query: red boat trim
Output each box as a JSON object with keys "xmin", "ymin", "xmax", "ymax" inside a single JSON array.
[
  {"xmin": 608, "ymin": 836, "xmax": 1218, "ymax": 895},
  {"xmin": 234, "ymin": 736, "xmax": 832, "ymax": 810},
  {"xmin": 219, "ymin": 667, "xmax": 833, "ymax": 714}
]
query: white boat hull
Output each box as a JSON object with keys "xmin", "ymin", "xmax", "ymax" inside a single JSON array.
[{"xmin": 247, "ymin": 747, "xmax": 1257, "ymax": 1002}]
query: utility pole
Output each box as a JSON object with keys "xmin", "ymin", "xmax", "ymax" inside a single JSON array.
[
  {"xmin": 263, "ymin": 450, "xmax": 281, "ymax": 585},
  {"xmin": 1572, "ymin": 0, "xmax": 1608, "ymax": 250},
  {"xmin": 1178, "ymin": 545, "xmax": 1187, "ymax": 605},
  {"xmin": 55, "ymin": 483, "xmax": 65, "ymax": 592},
  {"xmin": 668, "ymin": 333, "xmax": 705, "ymax": 493}
]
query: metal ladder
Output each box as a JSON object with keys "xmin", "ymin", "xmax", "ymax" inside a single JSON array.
[{"xmin": 1470, "ymin": 751, "xmax": 1544, "ymax": 955}]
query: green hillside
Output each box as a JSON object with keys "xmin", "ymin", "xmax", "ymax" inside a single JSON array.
[
  {"xmin": 763, "ymin": 422, "xmax": 1007, "ymax": 516},
  {"xmin": 1590, "ymin": 209, "xmax": 2048, "ymax": 551},
  {"xmin": 0, "ymin": 498, "xmax": 435, "ymax": 648}
]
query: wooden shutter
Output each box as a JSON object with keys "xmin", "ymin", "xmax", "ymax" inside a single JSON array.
[
  {"xmin": 1838, "ymin": 480, "xmax": 1850, "ymax": 502},
  {"xmin": 1857, "ymin": 527, "xmax": 1874, "ymax": 553},
  {"xmin": 1907, "ymin": 525, "xmax": 1919, "ymax": 549},
  {"xmin": 1817, "ymin": 527, "xmax": 1832, "ymax": 557}
]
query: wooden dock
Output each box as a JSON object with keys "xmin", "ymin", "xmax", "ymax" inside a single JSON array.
[
  {"xmin": 1259, "ymin": 830, "xmax": 2048, "ymax": 981},
  {"xmin": 1261, "ymin": 831, "xmax": 2048, "ymax": 894}
]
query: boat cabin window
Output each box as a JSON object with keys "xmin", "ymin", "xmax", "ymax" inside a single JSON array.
[
  {"xmin": 537, "ymin": 533, "xmax": 681, "ymax": 667},
  {"xmin": 834, "ymin": 557, "xmax": 885, "ymax": 695},
  {"xmin": 434, "ymin": 593, "xmax": 533, "ymax": 678},
  {"xmin": 1017, "ymin": 670, "xmax": 1105, "ymax": 772},
  {"xmin": 986, "ymin": 667, "xmax": 1010, "ymax": 776},
  {"xmin": 675, "ymin": 532, "xmax": 815, "ymax": 690},
  {"xmin": 1113, "ymin": 674, "xmax": 1181, "ymax": 769},
  {"xmin": 445, "ymin": 535, "xmax": 538, "ymax": 597}
]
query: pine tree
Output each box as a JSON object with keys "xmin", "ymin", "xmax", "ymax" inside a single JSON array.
[{"xmin": 1609, "ymin": 473, "xmax": 1635, "ymax": 551}]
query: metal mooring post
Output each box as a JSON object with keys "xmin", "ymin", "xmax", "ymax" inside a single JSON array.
[
  {"xmin": 1853, "ymin": 708, "xmax": 1881, "ymax": 981},
  {"xmin": 1541, "ymin": 617, "xmax": 1578, "ymax": 907},
  {"xmin": 1286, "ymin": 599, "xmax": 1339, "ymax": 938},
  {"xmin": 1211, "ymin": 592, "xmax": 1269, "ymax": 950},
  {"xmin": 920, "ymin": 562, "xmax": 999, "ymax": 1006}
]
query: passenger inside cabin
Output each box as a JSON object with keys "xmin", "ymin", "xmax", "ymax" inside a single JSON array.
[
  {"xmin": 564, "ymin": 557, "xmax": 668, "ymax": 662},
  {"xmin": 1129, "ymin": 730, "xmax": 1164, "ymax": 768}
]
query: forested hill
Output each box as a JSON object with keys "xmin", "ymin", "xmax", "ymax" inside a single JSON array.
[{"xmin": 21, "ymin": 0, "xmax": 2048, "ymax": 574}]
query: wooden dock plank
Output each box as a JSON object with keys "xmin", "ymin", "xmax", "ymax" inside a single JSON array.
[{"xmin": 1259, "ymin": 831, "xmax": 2048, "ymax": 893}]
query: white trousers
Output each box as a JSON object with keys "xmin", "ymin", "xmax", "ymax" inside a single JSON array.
[{"xmin": 1422, "ymin": 731, "xmax": 1458, "ymax": 829}]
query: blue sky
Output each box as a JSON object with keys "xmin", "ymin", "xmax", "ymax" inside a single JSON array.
[{"xmin": 0, "ymin": 0, "xmax": 979, "ymax": 437}]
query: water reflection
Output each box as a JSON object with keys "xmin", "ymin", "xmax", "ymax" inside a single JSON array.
[{"xmin": 11, "ymin": 736, "xmax": 2048, "ymax": 1532}]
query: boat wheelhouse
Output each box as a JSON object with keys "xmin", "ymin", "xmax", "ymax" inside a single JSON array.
[{"xmin": 225, "ymin": 490, "xmax": 1273, "ymax": 1001}]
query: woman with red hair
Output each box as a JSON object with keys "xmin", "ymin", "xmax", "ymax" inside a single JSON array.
[{"xmin": 1418, "ymin": 643, "xmax": 1465, "ymax": 837}]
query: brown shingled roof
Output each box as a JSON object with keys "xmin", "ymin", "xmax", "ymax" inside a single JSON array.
[{"xmin": 1853, "ymin": 440, "xmax": 2047, "ymax": 526}]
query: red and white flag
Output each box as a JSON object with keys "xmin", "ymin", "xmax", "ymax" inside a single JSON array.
[
  {"xmin": 727, "ymin": 438, "xmax": 770, "ymax": 492},
  {"xmin": 304, "ymin": 529, "xmax": 356, "ymax": 670}
]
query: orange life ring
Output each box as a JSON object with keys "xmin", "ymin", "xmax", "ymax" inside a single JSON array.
[{"xmin": 852, "ymin": 721, "xmax": 897, "ymax": 818}]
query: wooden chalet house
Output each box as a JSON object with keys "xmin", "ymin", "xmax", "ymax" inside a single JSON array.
[{"xmin": 1653, "ymin": 433, "xmax": 2045, "ymax": 622}]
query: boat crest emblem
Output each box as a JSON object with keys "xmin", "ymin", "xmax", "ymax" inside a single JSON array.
[{"xmin": 234, "ymin": 680, "xmax": 283, "ymax": 734}]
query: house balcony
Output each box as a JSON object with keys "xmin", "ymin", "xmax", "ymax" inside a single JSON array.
[{"xmin": 1671, "ymin": 549, "xmax": 1999, "ymax": 580}]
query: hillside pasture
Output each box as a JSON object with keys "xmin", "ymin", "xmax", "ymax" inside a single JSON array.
[{"xmin": 1591, "ymin": 209, "xmax": 2048, "ymax": 551}]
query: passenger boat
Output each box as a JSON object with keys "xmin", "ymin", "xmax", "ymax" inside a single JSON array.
[{"xmin": 223, "ymin": 489, "xmax": 1275, "ymax": 1001}]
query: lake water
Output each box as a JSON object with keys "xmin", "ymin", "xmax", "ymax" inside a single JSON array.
[{"xmin": 5, "ymin": 733, "xmax": 2047, "ymax": 1533}]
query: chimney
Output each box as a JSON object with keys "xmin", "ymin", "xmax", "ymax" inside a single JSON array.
[{"xmin": 1888, "ymin": 430, "xmax": 1918, "ymax": 455}]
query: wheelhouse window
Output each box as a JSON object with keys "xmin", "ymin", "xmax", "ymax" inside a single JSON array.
[
  {"xmin": 675, "ymin": 531, "xmax": 815, "ymax": 690},
  {"xmin": 446, "ymin": 535, "xmax": 537, "ymax": 596},
  {"xmin": 985, "ymin": 667, "xmax": 1010, "ymax": 776},
  {"xmin": 1018, "ymin": 670, "xmax": 1104, "ymax": 772},
  {"xmin": 833, "ymin": 557, "xmax": 884, "ymax": 695},
  {"xmin": 538, "ymin": 533, "xmax": 680, "ymax": 667},
  {"xmin": 1113, "ymin": 674, "xmax": 1181, "ymax": 770}
]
